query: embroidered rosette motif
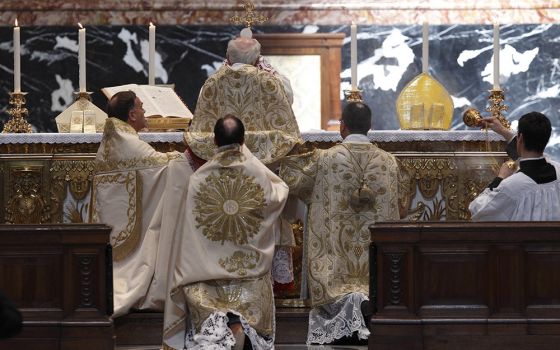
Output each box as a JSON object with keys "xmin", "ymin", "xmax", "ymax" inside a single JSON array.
[{"xmin": 193, "ymin": 168, "xmax": 265, "ymax": 244}]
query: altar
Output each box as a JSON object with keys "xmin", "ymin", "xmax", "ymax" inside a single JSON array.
[{"xmin": 0, "ymin": 130, "xmax": 506, "ymax": 225}]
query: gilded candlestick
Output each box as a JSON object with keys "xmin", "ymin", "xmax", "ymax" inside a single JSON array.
[
  {"xmin": 3, "ymin": 91, "xmax": 32, "ymax": 133},
  {"xmin": 462, "ymin": 89, "xmax": 510, "ymax": 129},
  {"xmin": 486, "ymin": 89, "xmax": 509, "ymax": 129}
]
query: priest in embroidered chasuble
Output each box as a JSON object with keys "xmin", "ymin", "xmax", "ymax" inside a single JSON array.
[
  {"xmin": 91, "ymin": 92, "xmax": 196, "ymax": 317},
  {"xmin": 280, "ymin": 102, "xmax": 402, "ymax": 344},
  {"xmin": 185, "ymin": 60, "xmax": 301, "ymax": 165},
  {"xmin": 163, "ymin": 116, "xmax": 289, "ymax": 350},
  {"xmin": 185, "ymin": 37, "xmax": 302, "ymax": 294}
]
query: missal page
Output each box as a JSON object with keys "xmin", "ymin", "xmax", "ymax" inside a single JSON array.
[
  {"xmin": 101, "ymin": 83, "xmax": 138, "ymax": 99},
  {"xmin": 141, "ymin": 85, "xmax": 193, "ymax": 119}
]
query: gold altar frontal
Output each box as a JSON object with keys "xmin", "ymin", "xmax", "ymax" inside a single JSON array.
[{"xmin": 0, "ymin": 131, "xmax": 506, "ymax": 225}]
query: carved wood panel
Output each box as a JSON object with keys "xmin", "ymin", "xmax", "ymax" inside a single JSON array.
[
  {"xmin": 0, "ymin": 251, "xmax": 63, "ymax": 310},
  {"xmin": 418, "ymin": 247, "xmax": 490, "ymax": 317}
]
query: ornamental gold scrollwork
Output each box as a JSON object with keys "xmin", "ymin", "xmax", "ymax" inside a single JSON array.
[
  {"xmin": 398, "ymin": 158, "xmax": 458, "ymax": 221},
  {"xmin": 5, "ymin": 166, "xmax": 50, "ymax": 224},
  {"xmin": 50, "ymin": 160, "xmax": 96, "ymax": 223},
  {"xmin": 457, "ymin": 167, "xmax": 499, "ymax": 220}
]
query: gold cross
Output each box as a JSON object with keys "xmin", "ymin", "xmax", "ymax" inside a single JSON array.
[{"xmin": 230, "ymin": 1, "xmax": 268, "ymax": 29}]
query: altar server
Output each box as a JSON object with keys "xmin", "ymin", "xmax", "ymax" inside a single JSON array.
[{"xmin": 470, "ymin": 112, "xmax": 560, "ymax": 221}]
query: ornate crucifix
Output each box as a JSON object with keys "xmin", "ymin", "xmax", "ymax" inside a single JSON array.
[{"xmin": 230, "ymin": 1, "xmax": 268, "ymax": 28}]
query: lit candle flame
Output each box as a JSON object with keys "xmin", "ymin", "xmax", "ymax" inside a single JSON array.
[
  {"xmin": 150, "ymin": 21, "xmax": 154, "ymax": 27},
  {"xmin": 15, "ymin": 18, "xmax": 18, "ymax": 27},
  {"xmin": 78, "ymin": 23, "xmax": 83, "ymax": 29}
]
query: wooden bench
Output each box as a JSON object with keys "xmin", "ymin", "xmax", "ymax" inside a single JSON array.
[
  {"xmin": 369, "ymin": 222, "xmax": 560, "ymax": 350},
  {"xmin": 0, "ymin": 224, "xmax": 113, "ymax": 350}
]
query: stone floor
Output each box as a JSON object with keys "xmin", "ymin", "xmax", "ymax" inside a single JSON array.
[{"xmin": 116, "ymin": 346, "xmax": 367, "ymax": 350}]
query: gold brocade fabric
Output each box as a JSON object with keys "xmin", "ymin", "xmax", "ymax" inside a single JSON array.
[
  {"xmin": 93, "ymin": 118, "xmax": 182, "ymax": 260},
  {"xmin": 396, "ymin": 73, "xmax": 454, "ymax": 130},
  {"xmin": 185, "ymin": 65, "xmax": 302, "ymax": 164},
  {"xmin": 280, "ymin": 143, "xmax": 400, "ymax": 306},
  {"xmin": 184, "ymin": 273, "xmax": 274, "ymax": 336},
  {"xmin": 91, "ymin": 117, "xmax": 189, "ymax": 317},
  {"xmin": 163, "ymin": 144, "xmax": 289, "ymax": 349}
]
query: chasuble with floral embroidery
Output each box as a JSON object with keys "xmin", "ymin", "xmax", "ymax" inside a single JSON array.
[
  {"xmin": 163, "ymin": 144, "xmax": 288, "ymax": 350},
  {"xmin": 91, "ymin": 117, "xmax": 192, "ymax": 317},
  {"xmin": 280, "ymin": 137, "xmax": 401, "ymax": 343}
]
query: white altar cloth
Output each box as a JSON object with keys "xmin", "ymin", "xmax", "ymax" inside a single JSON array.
[{"xmin": 0, "ymin": 130, "xmax": 504, "ymax": 144}]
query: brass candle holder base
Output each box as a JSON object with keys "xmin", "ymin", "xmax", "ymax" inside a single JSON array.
[
  {"xmin": 462, "ymin": 89, "xmax": 510, "ymax": 129},
  {"xmin": 2, "ymin": 91, "xmax": 32, "ymax": 133},
  {"xmin": 344, "ymin": 89, "xmax": 363, "ymax": 103},
  {"xmin": 74, "ymin": 91, "xmax": 92, "ymax": 106}
]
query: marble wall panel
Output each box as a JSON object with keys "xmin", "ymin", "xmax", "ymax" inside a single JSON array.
[{"xmin": 0, "ymin": 24, "xmax": 558, "ymax": 159}]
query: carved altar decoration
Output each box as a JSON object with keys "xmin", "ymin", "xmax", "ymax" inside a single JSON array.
[
  {"xmin": 4, "ymin": 164, "xmax": 51, "ymax": 224},
  {"xmin": 397, "ymin": 156, "xmax": 500, "ymax": 221},
  {"xmin": 50, "ymin": 159, "xmax": 96, "ymax": 223},
  {"xmin": 0, "ymin": 131, "xmax": 506, "ymax": 226},
  {"xmin": 55, "ymin": 93, "xmax": 107, "ymax": 133}
]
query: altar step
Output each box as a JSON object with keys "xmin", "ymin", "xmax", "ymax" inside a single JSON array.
[
  {"xmin": 114, "ymin": 307, "xmax": 310, "ymax": 347},
  {"xmin": 116, "ymin": 345, "xmax": 367, "ymax": 350}
]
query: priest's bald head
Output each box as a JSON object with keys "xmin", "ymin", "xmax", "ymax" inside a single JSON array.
[
  {"xmin": 340, "ymin": 102, "xmax": 372, "ymax": 139},
  {"xmin": 227, "ymin": 37, "xmax": 261, "ymax": 66},
  {"xmin": 214, "ymin": 114, "xmax": 245, "ymax": 147}
]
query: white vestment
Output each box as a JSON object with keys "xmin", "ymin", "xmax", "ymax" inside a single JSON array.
[
  {"xmin": 469, "ymin": 160, "xmax": 560, "ymax": 221},
  {"xmin": 163, "ymin": 144, "xmax": 289, "ymax": 350},
  {"xmin": 91, "ymin": 117, "xmax": 194, "ymax": 317},
  {"xmin": 280, "ymin": 134, "xmax": 401, "ymax": 344}
]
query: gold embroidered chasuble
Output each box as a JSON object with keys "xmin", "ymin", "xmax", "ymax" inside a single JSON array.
[
  {"xmin": 185, "ymin": 64, "xmax": 302, "ymax": 165},
  {"xmin": 280, "ymin": 140, "xmax": 401, "ymax": 307},
  {"xmin": 163, "ymin": 144, "xmax": 289, "ymax": 350},
  {"xmin": 91, "ymin": 117, "xmax": 191, "ymax": 317}
]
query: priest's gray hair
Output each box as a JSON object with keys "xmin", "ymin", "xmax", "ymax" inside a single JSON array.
[{"xmin": 227, "ymin": 37, "xmax": 261, "ymax": 65}]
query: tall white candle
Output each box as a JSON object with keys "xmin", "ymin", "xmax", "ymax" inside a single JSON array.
[
  {"xmin": 493, "ymin": 23, "xmax": 500, "ymax": 90},
  {"xmin": 13, "ymin": 19, "xmax": 20, "ymax": 92},
  {"xmin": 78, "ymin": 23, "xmax": 86, "ymax": 92},
  {"xmin": 351, "ymin": 23, "xmax": 358, "ymax": 90},
  {"xmin": 422, "ymin": 22, "xmax": 429, "ymax": 74},
  {"xmin": 149, "ymin": 22, "xmax": 156, "ymax": 85}
]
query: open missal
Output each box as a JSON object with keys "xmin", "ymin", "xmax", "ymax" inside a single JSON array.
[{"xmin": 101, "ymin": 84, "xmax": 193, "ymax": 130}]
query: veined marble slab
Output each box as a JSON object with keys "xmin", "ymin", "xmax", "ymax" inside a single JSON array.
[{"xmin": 0, "ymin": 24, "xmax": 558, "ymax": 160}]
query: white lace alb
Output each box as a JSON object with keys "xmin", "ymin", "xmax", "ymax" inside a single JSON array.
[
  {"xmin": 272, "ymin": 246, "xmax": 294, "ymax": 284},
  {"xmin": 306, "ymin": 292, "xmax": 370, "ymax": 345},
  {"xmin": 184, "ymin": 311, "xmax": 274, "ymax": 350}
]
